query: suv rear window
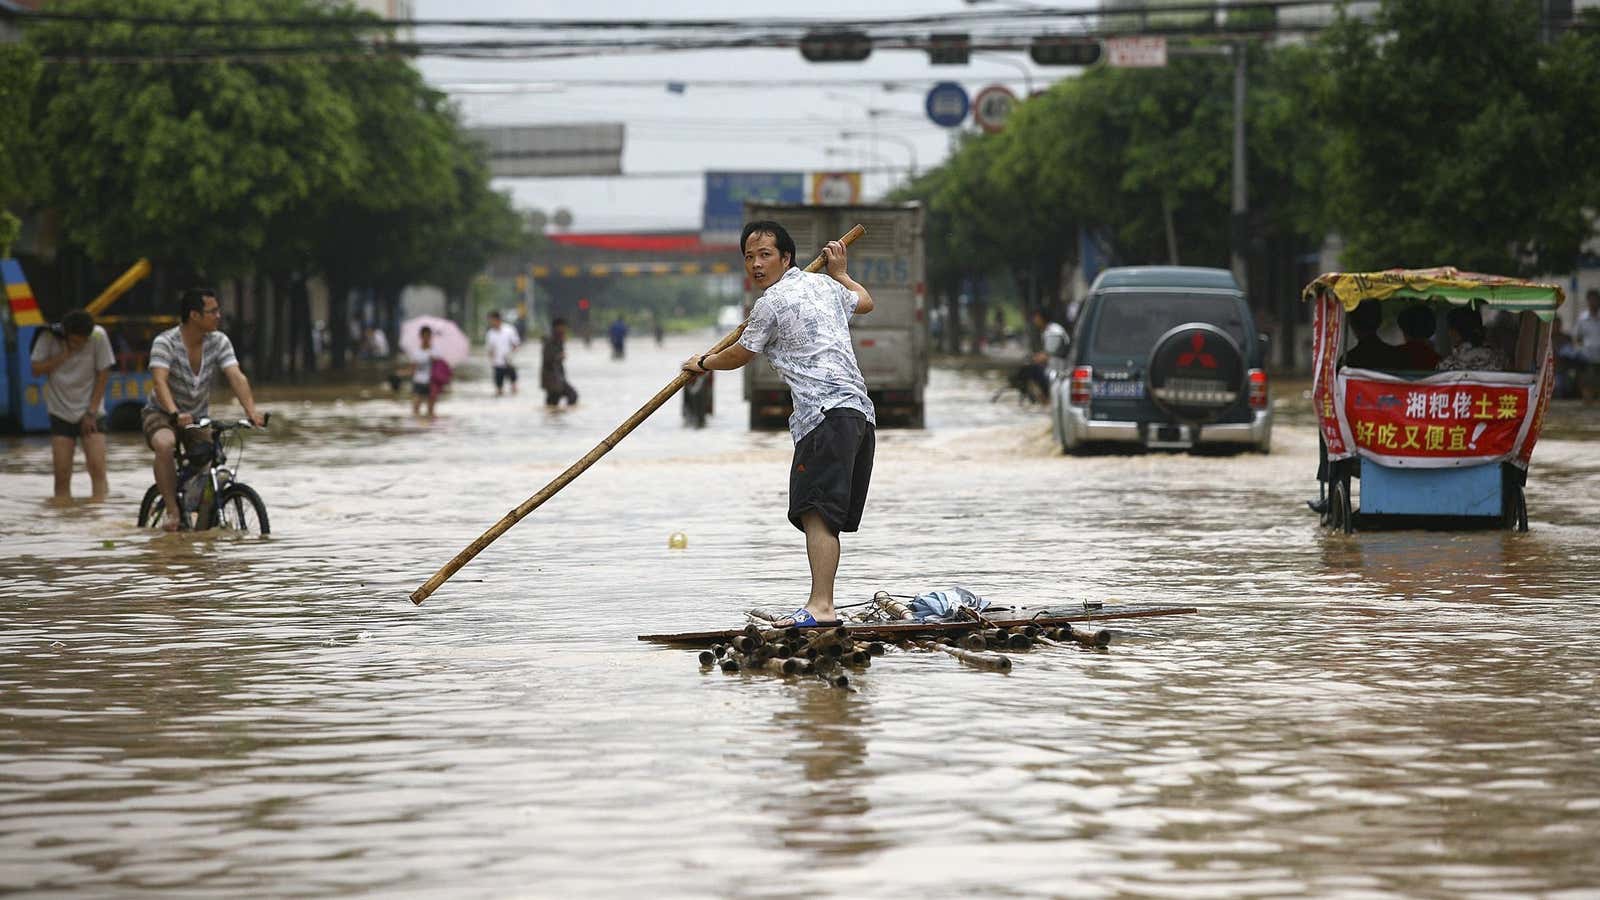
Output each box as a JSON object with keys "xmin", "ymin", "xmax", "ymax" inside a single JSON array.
[{"xmin": 1088, "ymin": 292, "xmax": 1248, "ymax": 357}]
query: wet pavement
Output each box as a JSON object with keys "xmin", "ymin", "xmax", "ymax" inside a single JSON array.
[{"xmin": 2, "ymin": 332, "xmax": 1599, "ymax": 897}]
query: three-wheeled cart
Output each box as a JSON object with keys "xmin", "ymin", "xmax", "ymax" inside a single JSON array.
[{"xmin": 1304, "ymin": 268, "xmax": 1565, "ymax": 533}]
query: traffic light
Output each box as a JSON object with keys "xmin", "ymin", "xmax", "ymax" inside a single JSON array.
[
  {"xmin": 1029, "ymin": 37, "xmax": 1102, "ymax": 67},
  {"xmin": 799, "ymin": 30, "xmax": 872, "ymax": 63},
  {"xmin": 927, "ymin": 32, "xmax": 970, "ymax": 65}
]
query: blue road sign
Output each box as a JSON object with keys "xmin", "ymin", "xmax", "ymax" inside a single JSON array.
[{"xmin": 925, "ymin": 82, "xmax": 969, "ymax": 128}]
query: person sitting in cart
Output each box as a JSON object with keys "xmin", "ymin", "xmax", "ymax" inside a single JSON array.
[
  {"xmin": 1339, "ymin": 301, "xmax": 1407, "ymax": 371},
  {"xmin": 1397, "ymin": 304, "xmax": 1441, "ymax": 370},
  {"xmin": 1436, "ymin": 306, "xmax": 1508, "ymax": 372}
]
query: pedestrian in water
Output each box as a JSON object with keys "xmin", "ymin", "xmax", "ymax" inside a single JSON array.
[
  {"xmin": 651, "ymin": 310, "xmax": 665, "ymax": 347},
  {"xmin": 542, "ymin": 318, "xmax": 579, "ymax": 407},
  {"xmin": 485, "ymin": 310, "xmax": 521, "ymax": 396},
  {"xmin": 682, "ymin": 220, "xmax": 876, "ymax": 629},
  {"xmin": 405, "ymin": 325, "xmax": 439, "ymax": 418},
  {"xmin": 608, "ymin": 314, "xmax": 628, "ymax": 360},
  {"xmin": 29, "ymin": 308, "xmax": 114, "ymax": 500}
]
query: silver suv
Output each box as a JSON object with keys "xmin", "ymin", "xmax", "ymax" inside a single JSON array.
[{"xmin": 1050, "ymin": 266, "xmax": 1272, "ymax": 454}]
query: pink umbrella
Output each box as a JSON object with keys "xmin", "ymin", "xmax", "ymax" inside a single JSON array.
[{"xmin": 398, "ymin": 315, "xmax": 470, "ymax": 367}]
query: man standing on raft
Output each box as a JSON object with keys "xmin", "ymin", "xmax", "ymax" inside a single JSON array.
[{"xmin": 682, "ymin": 221, "xmax": 876, "ymax": 628}]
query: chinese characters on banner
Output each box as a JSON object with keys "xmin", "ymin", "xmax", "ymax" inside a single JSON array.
[
  {"xmin": 1312, "ymin": 294, "xmax": 1348, "ymax": 455},
  {"xmin": 1342, "ymin": 379, "xmax": 1531, "ymax": 463}
]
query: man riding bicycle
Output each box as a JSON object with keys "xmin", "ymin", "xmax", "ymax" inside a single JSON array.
[{"xmin": 142, "ymin": 288, "xmax": 267, "ymax": 531}]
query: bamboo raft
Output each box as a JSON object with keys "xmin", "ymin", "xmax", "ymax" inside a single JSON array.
[{"xmin": 640, "ymin": 594, "xmax": 1196, "ymax": 689}]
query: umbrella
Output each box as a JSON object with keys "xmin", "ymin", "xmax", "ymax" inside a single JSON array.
[{"xmin": 399, "ymin": 315, "xmax": 470, "ymax": 367}]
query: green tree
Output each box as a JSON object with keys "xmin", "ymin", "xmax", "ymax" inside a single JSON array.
[
  {"xmin": 27, "ymin": 0, "xmax": 364, "ymax": 278},
  {"xmin": 0, "ymin": 43, "xmax": 43, "ymax": 257},
  {"xmin": 1319, "ymin": 0, "xmax": 1593, "ymax": 274}
]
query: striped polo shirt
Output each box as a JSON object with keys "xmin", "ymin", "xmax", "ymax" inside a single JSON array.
[{"xmin": 144, "ymin": 326, "xmax": 239, "ymax": 419}]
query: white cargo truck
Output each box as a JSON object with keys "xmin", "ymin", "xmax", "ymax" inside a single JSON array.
[{"xmin": 740, "ymin": 201, "xmax": 928, "ymax": 429}]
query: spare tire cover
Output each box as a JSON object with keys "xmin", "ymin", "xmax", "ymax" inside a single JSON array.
[{"xmin": 1146, "ymin": 323, "xmax": 1246, "ymax": 423}]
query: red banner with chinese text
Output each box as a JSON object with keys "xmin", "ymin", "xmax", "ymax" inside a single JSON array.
[
  {"xmin": 1312, "ymin": 294, "xmax": 1350, "ymax": 457},
  {"xmin": 1337, "ymin": 373, "xmax": 1538, "ymax": 468}
]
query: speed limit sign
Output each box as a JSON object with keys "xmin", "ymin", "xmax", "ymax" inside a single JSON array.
[{"xmin": 972, "ymin": 85, "xmax": 1017, "ymax": 134}]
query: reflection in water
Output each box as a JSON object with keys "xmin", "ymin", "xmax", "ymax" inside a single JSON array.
[
  {"xmin": 2, "ymin": 334, "xmax": 1599, "ymax": 896},
  {"xmin": 764, "ymin": 684, "xmax": 886, "ymax": 862}
]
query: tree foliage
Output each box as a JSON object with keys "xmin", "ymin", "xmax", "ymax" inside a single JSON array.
[
  {"xmin": 907, "ymin": 0, "xmax": 1597, "ymax": 333},
  {"xmin": 18, "ymin": 0, "xmax": 527, "ymax": 371},
  {"xmin": 1319, "ymin": 0, "xmax": 1593, "ymax": 274}
]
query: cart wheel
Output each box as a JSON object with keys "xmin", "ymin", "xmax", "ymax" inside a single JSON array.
[
  {"xmin": 1504, "ymin": 484, "xmax": 1528, "ymax": 533},
  {"xmin": 1329, "ymin": 481, "xmax": 1353, "ymax": 535}
]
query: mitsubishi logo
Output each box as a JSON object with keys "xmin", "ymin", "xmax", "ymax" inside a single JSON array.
[{"xmin": 1176, "ymin": 333, "xmax": 1217, "ymax": 369}]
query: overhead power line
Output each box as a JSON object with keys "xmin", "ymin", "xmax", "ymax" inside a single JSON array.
[{"xmin": 3, "ymin": 1, "xmax": 1346, "ymax": 31}]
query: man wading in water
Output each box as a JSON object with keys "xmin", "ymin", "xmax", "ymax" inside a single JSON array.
[{"xmin": 682, "ymin": 221, "xmax": 876, "ymax": 628}]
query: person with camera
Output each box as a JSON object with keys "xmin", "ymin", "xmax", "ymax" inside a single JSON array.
[
  {"xmin": 29, "ymin": 309, "xmax": 114, "ymax": 500},
  {"xmin": 142, "ymin": 289, "xmax": 267, "ymax": 531}
]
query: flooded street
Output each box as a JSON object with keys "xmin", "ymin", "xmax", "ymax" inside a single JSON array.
[{"xmin": 3, "ymin": 332, "xmax": 1599, "ymax": 898}]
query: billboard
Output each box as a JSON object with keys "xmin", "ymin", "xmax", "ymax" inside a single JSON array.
[
  {"xmin": 469, "ymin": 124, "xmax": 625, "ymax": 178},
  {"xmin": 703, "ymin": 172, "xmax": 804, "ymax": 246},
  {"xmin": 811, "ymin": 171, "xmax": 862, "ymax": 205}
]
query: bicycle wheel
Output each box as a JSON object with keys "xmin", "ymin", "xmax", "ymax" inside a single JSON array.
[
  {"xmin": 213, "ymin": 483, "xmax": 270, "ymax": 536},
  {"xmin": 137, "ymin": 484, "xmax": 189, "ymax": 531}
]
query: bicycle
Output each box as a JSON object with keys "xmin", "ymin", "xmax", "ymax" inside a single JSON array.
[{"xmin": 137, "ymin": 415, "xmax": 271, "ymax": 535}]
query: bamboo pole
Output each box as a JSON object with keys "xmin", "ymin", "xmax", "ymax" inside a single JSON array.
[
  {"xmin": 410, "ymin": 225, "xmax": 867, "ymax": 605},
  {"xmin": 912, "ymin": 639, "xmax": 1013, "ymax": 673}
]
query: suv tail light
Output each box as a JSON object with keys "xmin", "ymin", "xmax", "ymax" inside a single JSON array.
[
  {"xmin": 1069, "ymin": 366, "xmax": 1093, "ymax": 407},
  {"xmin": 1247, "ymin": 368, "xmax": 1268, "ymax": 410}
]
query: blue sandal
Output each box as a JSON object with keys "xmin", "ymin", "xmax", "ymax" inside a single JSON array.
[{"xmin": 776, "ymin": 608, "xmax": 843, "ymax": 629}]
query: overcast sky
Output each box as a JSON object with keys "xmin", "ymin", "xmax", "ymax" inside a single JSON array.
[{"xmin": 413, "ymin": 0, "xmax": 1097, "ymax": 233}]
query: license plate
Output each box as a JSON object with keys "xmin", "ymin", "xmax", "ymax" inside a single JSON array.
[{"xmin": 1092, "ymin": 380, "xmax": 1146, "ymax": 399}]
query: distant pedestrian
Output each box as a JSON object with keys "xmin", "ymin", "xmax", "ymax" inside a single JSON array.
[
  {"xmin": 405, "ymin": 325, "xmax": 440, "ymax": 418},
  {"xmin": 608, "ymin": 315, "xmax": 628, "ymax": 360},
  {"xmin": 682, "ymin": 220, "xmax": 876, "ymax": 629},
  {"xmin": 651, "ymin": 310, "xmax": 665, "ymax": 347},
  {"xmin": 542, "ymin": 318, "xmax": 578, "ymax": 407},
  {"xmin": 364, "ymin": 326, "xmax": 390, "ymax": 360},
  {"xmin": 30, "ymin": 309, "xmax": 113, "ymax": 500},
  {"xmin": 1577, "ymin": 289, "xmax": 1600, "ymax": 404},
  {"xmin": 485, "ymin": 310, "xmax": 521, "ymax": 396}
]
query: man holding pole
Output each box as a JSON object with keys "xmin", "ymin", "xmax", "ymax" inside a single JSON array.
[{"xmin": 682, "ymin": 221, "xmax": 876, "ymax": 628}]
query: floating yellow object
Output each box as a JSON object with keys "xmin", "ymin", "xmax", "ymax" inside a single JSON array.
[{"xmin": 668, "ymin": 531, "xmax": 688, "ymax": 550}]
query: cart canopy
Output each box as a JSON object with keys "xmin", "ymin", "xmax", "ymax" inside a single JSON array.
[{"xmin": 1302, "ymin": 267, "xmax": 1566, "ymax": 319}]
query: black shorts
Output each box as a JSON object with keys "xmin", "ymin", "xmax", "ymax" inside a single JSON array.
[
  {"xmin": 493, "ymin": 365, "xmax": 517, "ymax": 388},
  {"xmin": 49, "ymin": 414, "xmax": 102, "ymax": 439},
  {"xmin": 412, "ymin": 382, "xmax": 430, "ymax": 397},
  {"xmin": 788, "ymin": 408, "xmax": 874, "ymax": 534}
]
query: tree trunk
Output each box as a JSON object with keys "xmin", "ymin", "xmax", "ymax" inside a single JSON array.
[
  {"xmin": 287, "ymin": 276, "xmax": 314, "ymax": 378},
  {"xmin": 328, "ymin": 277, "xmax": 350, "ymax": 371},
  {"xmin": 272, "ymin": 274, "xmax": 290, "ymax": 381},
  {"xmin": 1163, "ymin": 194, "xmax": 1180, "ymax": 265}
]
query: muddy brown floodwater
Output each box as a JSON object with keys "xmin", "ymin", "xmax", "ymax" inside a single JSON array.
[{"xmin": 3, "ymin": 332, "xmax": 1599, "ymax": 898}]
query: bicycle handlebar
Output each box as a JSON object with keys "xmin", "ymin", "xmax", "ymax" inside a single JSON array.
[{"xmin": 183, "ymin": 412, "xmax": 271, "ymax": 432}]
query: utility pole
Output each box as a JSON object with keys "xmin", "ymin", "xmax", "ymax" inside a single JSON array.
[{"xmin": 1230, "ymin": 40, "xmax": 1248, "ymax": 292}]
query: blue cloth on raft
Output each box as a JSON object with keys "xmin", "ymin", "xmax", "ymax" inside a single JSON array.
[{"xmin": 907, "ymin": 586, "xmax": 990, "ymax": 622}]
